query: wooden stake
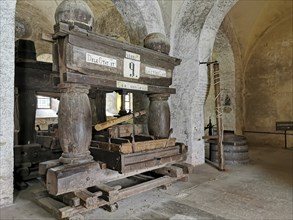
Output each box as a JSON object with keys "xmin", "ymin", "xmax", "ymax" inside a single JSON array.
[{"xmin": 213, "ymin": 62, "xmax": 225, "ymax": 171}]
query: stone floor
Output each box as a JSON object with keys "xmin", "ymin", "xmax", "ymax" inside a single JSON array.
[{"xmin": 1, "ymin": 145, "xmax": 292, "ymax": 220}]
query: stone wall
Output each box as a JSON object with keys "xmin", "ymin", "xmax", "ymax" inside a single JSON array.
[
  {"xmin": 0, "ymin": 0, "xmax": 17, "ymax": 207},
  {"xmin": 244, "ymin": 17, "xmax": 293, "ymax": 147}
]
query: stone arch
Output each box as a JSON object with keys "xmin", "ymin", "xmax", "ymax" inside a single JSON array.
[{"xmin": 169, "ymin": 0, "xmax": 238, "ymax": 165}]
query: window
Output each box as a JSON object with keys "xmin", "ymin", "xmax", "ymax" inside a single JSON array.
[{"xmin": 37, "ymin": 96, "xmax": 51, "ymax": 109}]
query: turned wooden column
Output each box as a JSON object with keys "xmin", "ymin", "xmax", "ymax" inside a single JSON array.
[
  {"xmin": 148, "ymin": 93, "xmax": 170, "ymax": 138},
  {"xmin": 58, "ymin": 83, "xmax": 93, "ymax": 165}
]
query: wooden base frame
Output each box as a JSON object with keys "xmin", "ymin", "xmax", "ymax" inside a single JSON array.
[{"xmin": 33, "ymin": 163, "xmax": 192, "ymax": 220}]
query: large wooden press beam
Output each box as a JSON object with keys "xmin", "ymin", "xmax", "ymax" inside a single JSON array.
[
  {"xmin": 45, "ymin": 159, "xmax": 184, "ymax": 196},
  {"xmin": 64, "ymin": 72, "xmax": 176, "ymax": 94},
  {"xmin": 15, "ymin": 61, "xmax": 59, "ymax": 92}
]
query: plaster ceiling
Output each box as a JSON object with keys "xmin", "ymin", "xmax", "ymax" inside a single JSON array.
[{"xmin": 226, "ymin": 0, "xmax": 293, "ymax": 63}]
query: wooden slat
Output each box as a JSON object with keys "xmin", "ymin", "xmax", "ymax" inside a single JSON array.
[
  {"xmin": 91, "ymin": 141, "xmax": 122, "ymax": 152},
  {"xmin": 153, "ymin": 165, "xmax": 184, "ymax": 178},
  {"xmin": 36, "ymin": 197, "xmax": 66, "ymax": 219},
  {"xmin": 122, "ymin": 153, "xmax": 186, "ymax": 173},
  {"xmin": 62, "ymin": 192, "xmax": 80, "ymax": 207},
  {"xmin": 39, "ymin": 159, "xmax": 61, "ymax": 176},
  {"xmin": 123, "ymin": 146, "xmax": 180, "ymax": 165},
  {"xmin": 172, "ymin": 162, "xmax": 194, "ymax": 174},
  {"xmin": 117, "ymin": 176, "xmax": 175, "ymax": 201},
  {"xmin": 108, "ymin": 124, "xmax": 147, "ymax": 138},
  {"xmin": 91, "ymin": 138, "xmax": 176, "ymax": 154},
  {"xmin": 120, "ymin": 138, "xmax": 176, "ymax": 154},
  {"xmin": 74, "ymin": 190, "xmax": 102, "ymax": 208}
]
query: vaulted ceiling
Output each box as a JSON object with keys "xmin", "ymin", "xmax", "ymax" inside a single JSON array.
[
  {"xmin": 15, "ymin": 0, "xmax": 293, "ymax": 63},
  {"xmin": 226, "ymin": 0, "xmax": 292, "ymax": 64}
]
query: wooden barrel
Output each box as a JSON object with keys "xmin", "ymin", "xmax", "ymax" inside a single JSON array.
[{"xmin": 210, "ymin": 135, "xmax": 249, "ymax": 164}]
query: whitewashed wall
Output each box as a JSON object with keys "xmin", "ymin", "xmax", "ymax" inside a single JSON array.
[{"xmin": 0, "ymin": 0, "xmax": 17, "ymax": 207}]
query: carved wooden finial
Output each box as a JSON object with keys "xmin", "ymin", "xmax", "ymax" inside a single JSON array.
[
  {"xmin": 144, "ymin": 33, "xmax": 170, "ymax": 55},
  {"xmin": 55, "ymin": 0, "xmax": 94, "ymax": 29}
]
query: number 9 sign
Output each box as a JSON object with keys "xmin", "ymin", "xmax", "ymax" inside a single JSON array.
[{"xmin": 123, "ymin": 58, "xmax": 140, "ymax": 79}]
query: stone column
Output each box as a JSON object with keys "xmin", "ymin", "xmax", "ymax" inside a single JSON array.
[
  {"xmin": 58, "ymin": 83, "xmax": 93, "ymax": 165},
  {"xmin": 148, "ymin": 93, "xmax": 170, "ymax": 138}
]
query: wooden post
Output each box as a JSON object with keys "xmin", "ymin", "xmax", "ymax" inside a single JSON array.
[
  {"xmin": 89, "ymin": 90, "xmax": 107, "ymax": 125},
  {"xmin": 213, "ymin": 62, "xmax": 225, "ymax": 171},
  {"xmin": 119, "ymin": 93, "xmax": 128, "ymax": 116},
  {"xmin": 95, "ymin": 91, "xmax": 107, "ymax": 123},
  {"xmin": 18, "ymin": 89, "xmax": 37, "ymax": 144},
  {"xmin": 148, "ymin": 94, "xmax": 170, "ymax": 138},
  {"xmin": 58, "ymin": 83, "xmax": 93, "ymax": 165}
]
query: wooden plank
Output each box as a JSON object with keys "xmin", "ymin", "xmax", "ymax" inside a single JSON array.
[
  {"xmin": 120, "ymin": 138, "xmax": 176, "ymax": 154},
  {"xmin": 93, "ymin": 136, "xmax": 130, "ymax": 144},
  {"xmin": 36, "ymin": 91, "xmax": 61, "ymax": 99},
  {"xmin": 31, "ymin": 189, "xmax": 50, "ymax": 200},
  {"xmin": 46, "ymin": 162, "xmax": 102, "ymax": 196},
  {"xmin": 46, "ymin": 155, "xmax": 188, "ymax": 197},
  {"xmin": 95, "ymin": 184, "xmax": 121, "ymax": 203},
  {"xmin": 91, "ymin": 138, "xmax": 177, "ymax": 154},
  {"xmin": 90, "ymin": 148, "xmax": 122, "ymax": 171},
  {"xmin": 66, "ymin": 30, "xmax": 181, "ymax": 68},
  {"xmin": 153, "ymin": 165, "xmax": 184, "ymax": 178},
  {"xmin": 75, "ymin": 190, "xmax": 98, "ymax": 208},
  {"xmin": 41, "ymin": 32, "xmax": 54, "ymax": 42},
  {"xmin": 94, "ymin": 111, "xmax": 146, "ymax": 131},
  {"xmin": 123, "ymin": 146, "xmax": 181, "ymax": 165},
  {"xmin": 108, "ymin": 124, "xmax": 147, "ymax": 138},
  {"xmin": 172, "ymin": 162, "xmax": 194, "ymax": 174},
  {"xmin": 62, "ymin": 192, "xmax": 80, "ymax": 207},
  {"xmin": 58, "ymin": 199, "xmax": 108, "ymax": 219},
  {"xmin": 91, "ymin": 141, "xmax": 122, "ymax": 152},
  {"xmin": 122, "ymin": 153, "xmax": 186, "ymax": 173},
  {"xmin": 36, "ymin": 196, "xmax": 66, "ymax": 220},
  {"xmin": 15, "ymin": 62, "xmax": 59, "ymax": 92},
  {"xmin": 117, "ymin": 176, "xmax": 177, "ymax": 201},
  {"xmin": 39, "ymin": 159, "xmax": 61, "ymax": 176},
  {"xmin": 90, "ymin": 145, "xmax": 186, "ymax": 173},
  {"xmin": 66, "ymin": 43, "xmax": 173, "ymax": 87},
  {"xmin": 64, "ymin": 72, "xmax": 176, "ymax": 94}
]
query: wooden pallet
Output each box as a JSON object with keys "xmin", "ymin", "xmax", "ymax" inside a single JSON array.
[{"xmin": 33, "ymin": 163, "xmax": 193, "ymax": 220}]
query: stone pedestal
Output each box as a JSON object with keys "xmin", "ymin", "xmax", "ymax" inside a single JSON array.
[
  {"xmin": 148, "ymin": 94, "xmax": 170, "ymax": 138},
  {"xmin": 58, "ymin": 83, "xmax": 93, "ymax": 165}
]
